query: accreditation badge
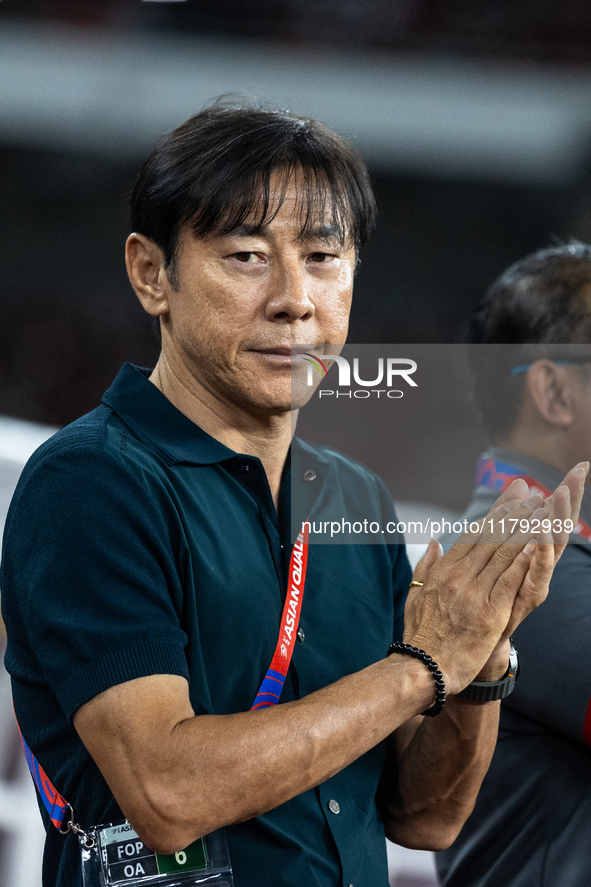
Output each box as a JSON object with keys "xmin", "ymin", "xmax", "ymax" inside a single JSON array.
[{"xmin": 79, "ymin": 820, "xmax": 234, "ymax": 887}]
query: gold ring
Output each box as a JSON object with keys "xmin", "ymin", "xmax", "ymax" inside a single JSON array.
[{"xmin": 409, "ymin": 580, "xmax": 424, "ymax": 588}]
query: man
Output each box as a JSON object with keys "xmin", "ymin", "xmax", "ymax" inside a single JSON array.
[
  {"xmin": 1, "ymin": 106, "xmax": 585, "ymax": 887},
  {"xmin": 436, "ymin": 242, "xmax": 591, "ymax": 887}
]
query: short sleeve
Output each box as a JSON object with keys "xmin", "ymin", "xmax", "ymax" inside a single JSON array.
[{"xmin": 2, "ymin": 436, "xmax": 189, "ymax": 721}]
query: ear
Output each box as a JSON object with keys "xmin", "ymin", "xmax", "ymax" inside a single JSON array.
[
  {"xmin": 125, "ymin": 233, "xmax": 170, "ymax": 317},
  {"xmin": 525, "ymin": 360, "xmax": 574, "ymax": 428}
]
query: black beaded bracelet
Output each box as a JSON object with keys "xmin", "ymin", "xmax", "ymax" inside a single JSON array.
[{"xmin": 387, "ymin": 641, "xmax": 446, "ymax": 717}]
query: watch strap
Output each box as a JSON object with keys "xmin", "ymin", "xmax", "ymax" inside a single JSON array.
[{"xmin": 457, "ymin": 639, "xmax": 519, "ymax": 702}]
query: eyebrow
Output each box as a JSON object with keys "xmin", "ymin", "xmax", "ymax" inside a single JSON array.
[
  {"xmin": 226, "ymin": 222, "xmax": 269, "ymax": 238},
  {"xmin": 302, "ymin": 223, "xmax": 345, "ymax": 245},
  {"xmin": 225, "ymin": 221, "xmax": 346, "ymax": 245}
]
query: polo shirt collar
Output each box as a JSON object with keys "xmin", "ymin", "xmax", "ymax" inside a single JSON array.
[
  {"xmin": 102, "ymin": 363, "xmax": 331, "ymax": 472},
  {"xmin": 102, "ymin": 363, "xmax": 237, "ymax": 465}
]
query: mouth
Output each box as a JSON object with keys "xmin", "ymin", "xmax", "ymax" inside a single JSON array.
[
  {"xmin": 250, "ymin": 345, "xmax": 325, "ymax": 365},
  {"xmin": 252, "ymin": 344, "xmax": 324, "ymax": 355}
]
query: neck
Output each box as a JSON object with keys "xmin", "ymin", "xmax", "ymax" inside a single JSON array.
[{"xmin": 150, "ymin": 354, "xmax": 295, "ymax": 508}]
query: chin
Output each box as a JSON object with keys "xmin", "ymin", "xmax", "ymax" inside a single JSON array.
[
  {"xmin": 257, "ymin": 395, "xmax": 298, "ymax": 415},
  {"xmin": 236, "ymin": 386, "xmax": 295, "ymax": 417},
  {"xmin": 232, "ymin": 372, "xmax": 316, "ymax": 416}
]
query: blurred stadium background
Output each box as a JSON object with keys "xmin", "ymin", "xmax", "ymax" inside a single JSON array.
[{"xmin": 2, "ymin": 1, "xmax": 591, "ymax": 884}]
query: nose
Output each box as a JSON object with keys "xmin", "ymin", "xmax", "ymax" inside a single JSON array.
[{"xmin": 265, "ymin": 260, "xmax": 315, "ymax": 323}]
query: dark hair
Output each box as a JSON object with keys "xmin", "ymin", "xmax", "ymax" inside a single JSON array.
[
  {"xmin": 130, "ymin": 101, "xmax": 377, "ymax": 284},
  {"xmin": 469, "ymin": 241, "xmax": 591, "ymax": 442}
]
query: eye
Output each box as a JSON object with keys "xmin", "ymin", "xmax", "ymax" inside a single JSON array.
[
  {"xmin": 309, "ymin": 252, "xmax": 332, "ymax": 263},
  {"xmin": 234, "ymin": 252, "xmax": 257, "ymax": 263}
]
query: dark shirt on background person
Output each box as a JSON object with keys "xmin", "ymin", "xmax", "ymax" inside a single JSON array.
[
  {"xmin": 437, "ymin": 446, "xmax": 591, "ymax": 887},
  {"xmin": 437, "ymin": 241, "xmax": 591, "ymax": 887}
]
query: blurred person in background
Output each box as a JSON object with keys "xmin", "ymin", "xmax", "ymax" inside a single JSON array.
[
  {"xmin": 1, "ymin": 107, "xmax": 585, "ymax": 887},
  {"xmin": 437, "ymin": 242, "xmax": 591, "ymax": 887}
]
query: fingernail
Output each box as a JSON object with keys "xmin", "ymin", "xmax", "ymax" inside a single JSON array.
[
  {"xmin": 524, "ymin": 541, "xmax": 536, "ymax": 555},
  {"xmin": 574, "ymin": 461, "xmax": 590, "ymax": 476},
  {"xmin": 524, "ymin": 493, "xmax": 542, "ymax": 508}
]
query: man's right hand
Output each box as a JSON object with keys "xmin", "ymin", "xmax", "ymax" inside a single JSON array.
[{"xmin": 401, "ymin": 461, "xmax": 588, "ymax": 696}]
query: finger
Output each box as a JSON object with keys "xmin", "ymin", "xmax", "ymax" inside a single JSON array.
[
  {"xmin": 524, "ymin": 530, "xmax": 555, "ymax": 593},
  {"xmin": 449, "ymin": 480, "xmax": 530, "ymax": 548},
  {"xmin": 527, "ymin": 532, "xmax": 554, "ymax": 597},
  {"xmin": 554, "ymin": 462, "xmax": 588, "ymax": 530},
  {"xmin": 501, "ymin": 529, "xmax": 555, "ymax": 637},
  {"xmin": 444, "ymin": 496, "xmax": 531, "ymax": 566},
  {"xmin": 488, "ymin": 476, "xmax": 530, "ymax": 510},
  {"xmin": 478, "ymin": 482, "xmax": 573, "ymax": 589},
  {"xmin": 483, "ymin": 540, "xmax": 535, "ymax": 633},
  {"xmin": 412, "ymin": 539, "xmax": 443, "ymax": 584},
  {"xmin": 447, "ymin": 492, "xmax": 545, "ymax": 581},
  {"xmin": 477, "ymin": 505, "xmax": 548, "ymax": 587},
  {"xmin": 543, "ymin": 483, "xmax": 571, "ymax": 563}
]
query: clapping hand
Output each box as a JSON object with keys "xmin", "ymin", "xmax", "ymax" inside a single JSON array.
[{"xmin": 402, "ymin": 462, "xmax": 588, "ymax": 695}]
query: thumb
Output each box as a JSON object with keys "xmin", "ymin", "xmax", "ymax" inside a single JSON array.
[{"xmin": 412, "ymin": 539, "xmax": 443, "ymax": 584}]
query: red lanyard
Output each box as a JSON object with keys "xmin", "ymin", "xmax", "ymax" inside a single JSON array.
[
  {"xmin": 251, "ymin": 523, "xmax": 309, "ymax": 709},
  {"xmin": 16, "ymin": 714, "xmax": 71, "ymax": 830},
  {"xmin": 17, "ymin": 524, "xmax": 310, "ymax": 832},
  {"xmin": 476, "ymin": 456, "xmax": 591, "ymax": 543}
]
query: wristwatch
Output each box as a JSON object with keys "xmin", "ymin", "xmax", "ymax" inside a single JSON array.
[{"xmin": 457, "ymin": 639, "xmax": 519, "ymax": 702}]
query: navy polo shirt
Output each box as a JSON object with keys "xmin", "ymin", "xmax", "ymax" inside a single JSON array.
[{"xmin": 2, "ymin": 363, "xmax": 411, "ymax": 887}]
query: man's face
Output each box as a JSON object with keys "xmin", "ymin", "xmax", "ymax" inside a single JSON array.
[{"xmin": 159, "ymin": 176, "xmax": 356, "ymax": 416}]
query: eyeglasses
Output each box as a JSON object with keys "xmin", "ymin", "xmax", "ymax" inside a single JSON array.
[{"xmin": 511, "ymin": 357, "xmax": 591, "ymax": 376}]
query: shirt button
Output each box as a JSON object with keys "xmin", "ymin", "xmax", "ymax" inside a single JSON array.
[
  {"xmin": 241, "ymin": 463, "xmax": 251, "ymax": 473},
  {"xmin": 297, "ymin": 627, "xmax": 305, "ymax": 643},
  {"xmin": 327, "ymin": 799, "xmax": 340, "ymax": 815},
  {"xmin": 303, "ymin": 469, "xmax": 317, "ymax": 482}
]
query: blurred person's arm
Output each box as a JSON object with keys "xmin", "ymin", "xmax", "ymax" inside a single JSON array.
[{"xmin": 505, "ymin": 542, "xmax": 591, "ymax": 746}]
